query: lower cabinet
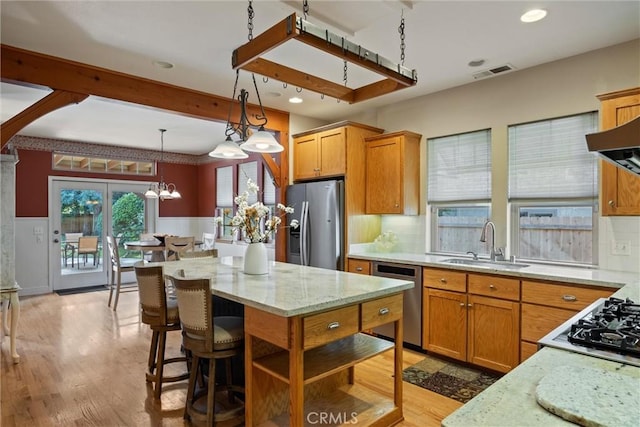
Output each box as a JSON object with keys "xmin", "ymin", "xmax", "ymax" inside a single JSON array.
[
  {"xmin": 348, "ymin": 258, "xmax": 371, "ymax": 275},
  {"xmin": 519, "ymin": 279, "xmax": 613, "ymax": 361},
  {"xmin": 422, "ymin": 268, "xmax": 520, "ymax": 374}
]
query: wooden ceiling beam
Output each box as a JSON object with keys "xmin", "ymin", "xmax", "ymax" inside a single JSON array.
[{"xmin": 0, "ymin": 89, "xmax": 88, "ymax": 147}]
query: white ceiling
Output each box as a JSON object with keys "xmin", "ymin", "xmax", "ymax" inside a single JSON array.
[{"xmin": 1, "ymin": 0, "xmax": 639, "ymax": 155}]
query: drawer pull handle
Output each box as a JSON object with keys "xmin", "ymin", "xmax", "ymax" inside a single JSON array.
[
  {"xmin": 440, "ymin": 278, "xmax": 447, "ymax": 283},
  {"xmin": 327, "ymin": 322, "xmax": 341, "ymax": 330},
  {"xmin": 562, "ymin": 295, "xmax": 577, "ymax": 302},
  {"xmin": 356, "ymin": 267, "xmax": 363, "ymax": 271},
  {"xmin": 378, "ymin": 307, "xmax": 390, "ymax": 315},
  {"xmin": 489, "ymin": 284, "xmax": 496, "ymax": 289},
  {"xmin": 460, "ymin": 303, "xmax": 465, "ymax": 307}
]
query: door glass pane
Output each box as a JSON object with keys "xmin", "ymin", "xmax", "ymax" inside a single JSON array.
[
  {"xmin": 60, "ymin": 188, "xmax": 104, "ymax": 275},
  {"xmin": 111, "ymin": 190, "xmax": 146, "ymax": 259}
]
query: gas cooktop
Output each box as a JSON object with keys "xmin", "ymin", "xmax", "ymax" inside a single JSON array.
[{"xmin": 539, "ymin": 297, "xmax": 640, "ymax": 367}]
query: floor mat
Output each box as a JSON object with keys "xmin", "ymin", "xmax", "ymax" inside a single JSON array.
[
  {"xmin": 402, "ymin": 353, "xmax": 503, "ymax": 404},
  {"xmin": 55, "ymin": 285, "xmax": 108, "ymax": 296}
]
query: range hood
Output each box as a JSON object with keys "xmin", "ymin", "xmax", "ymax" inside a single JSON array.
[{"xmin": 586, "ymin": 115, "xmax": 640, "ymax": 175}]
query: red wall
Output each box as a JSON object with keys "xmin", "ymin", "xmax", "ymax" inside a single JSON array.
[{"xmin": 15, "ymin": 149, "xmax": 200, "ymax": 217}]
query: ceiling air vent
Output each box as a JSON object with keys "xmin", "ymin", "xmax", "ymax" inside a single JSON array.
[{"xmin": 472, "ymin": 64, "xmax": 516, "ymax": 80}]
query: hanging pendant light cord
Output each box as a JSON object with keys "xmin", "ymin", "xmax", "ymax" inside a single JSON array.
[{"xmin": 399, "ymin": 10, "xmax": 406, "ymax": 66}]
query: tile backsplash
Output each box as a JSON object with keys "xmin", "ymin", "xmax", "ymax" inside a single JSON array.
[{"xmin": 370, "ymin": 214, "xmax": 640, "ymax": 274}]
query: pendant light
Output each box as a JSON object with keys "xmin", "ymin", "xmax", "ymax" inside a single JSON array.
[
  {"xmin": 209, "ymin": 71, "xmax": 283, "ymax": 159},
  {"xmin": 145, "ymin": 129, "xmax": 182, "ymax": 200}
]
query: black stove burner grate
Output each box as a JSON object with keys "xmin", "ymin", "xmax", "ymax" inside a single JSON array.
[{"xmin": 567, "ymin": 297, "xmax": 640, "ymax": 358}]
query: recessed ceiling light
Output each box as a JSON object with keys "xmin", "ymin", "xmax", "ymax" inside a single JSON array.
[
  {"xmin": 520, "ymin": 9, "xmax": 547, "ymax": 23},
  {"xmin": 289, "ymin": 97, "xmax": 303, "ymax": 104},
  {"xmin": 152, "ymin": 60, "xmax": 174, "ymax": 69},
  {"xmin": 468, "ymin": 59, "xmax": 485, "ymax": 67}
]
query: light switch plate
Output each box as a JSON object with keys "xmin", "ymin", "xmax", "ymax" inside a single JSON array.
[{"xmin": 611, "ymin": 240, "xmax": 631, "ymax": 256}]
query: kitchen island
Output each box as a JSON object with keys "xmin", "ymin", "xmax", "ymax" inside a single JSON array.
[{"xmin": 161, "ymin": 256, "xmax": 413, "ymax": 426}]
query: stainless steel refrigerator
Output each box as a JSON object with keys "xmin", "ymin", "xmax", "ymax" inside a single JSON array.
[{"xmin": 286, "ymin": 180, "xmax": 344, "ymax": 270}]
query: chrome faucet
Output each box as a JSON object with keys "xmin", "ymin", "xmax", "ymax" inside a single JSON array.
[{"xmin": 480, "ymin": 220, "xmax": 504, "ymax": 261}]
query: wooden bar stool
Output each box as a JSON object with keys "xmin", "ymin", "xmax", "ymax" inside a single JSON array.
[
  {"xmin": 134, "ymin": 264, "xmax": 189, "ymax": 399},
  {"xmin": 169, "ymin": 274, "xmax": 244, "ymax": 426}
]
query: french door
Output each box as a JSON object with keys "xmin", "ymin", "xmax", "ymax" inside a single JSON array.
[{"xmin": 50, "ymin": 178, "xmax": 155, "ymax": 290}]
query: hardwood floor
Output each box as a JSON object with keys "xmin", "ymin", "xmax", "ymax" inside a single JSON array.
[{"xmin": 1, "ymin": 290, "xmax": 461, "ymax": 426}]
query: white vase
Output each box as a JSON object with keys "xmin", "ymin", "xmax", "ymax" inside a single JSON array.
[{"xmin": 244, "ymin": 242, "xmax": 268, "ymax": 275}]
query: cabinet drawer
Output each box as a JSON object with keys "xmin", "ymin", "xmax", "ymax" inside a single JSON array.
[
  {"xmin": 521, "ymin": 303, "xmax": 576, "ymax": 342},
  {"xmin": 468, "ymin": 274, "xmax": 520, "ymax": 301},
  {"xmin": 348, "ymin": 259, "xmax": 371, "ymax": 275},
  {"xmin": 303, "ymin": 305, "xmax": 359, "ymax": 350},
  {"xmin": 522, "ymin": 280, "xmax": 613, "ymax": 310},
  {"xmin": 361, "ymin": 294, "xmax": 403, "ymax": 330},
  {"xmin": 423, "ymin": 268, "xmax": 466, "ymax": 292}
]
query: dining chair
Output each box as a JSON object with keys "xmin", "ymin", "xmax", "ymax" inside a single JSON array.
[
  {"xmin": 179, "ymin": 249, "xmax": 218, "ymax": 259},
  {"xmin": 164, "ymin": 236, "xmax": 195, "ymax": 261},
  {"xmin": 201, "ymin": 232, "xmax": 217, "ymax": 250},
  {"xmin": 76, "ymin": 236, "xmax": 100, "ymax": 268},
  {"xmin": 134, "ymin": 264, "xmax": 189, "ymax": 399},
  {"xmin": 168, "ymin": 274, "xmax": 245, "ymax": 425},
  {"xmin": 63, "ymin": 232, "xmax": 83, "ymax": 267},
  {"xmin": 106, "ymin": 235, "xmax": 139, "ymax": 311}
]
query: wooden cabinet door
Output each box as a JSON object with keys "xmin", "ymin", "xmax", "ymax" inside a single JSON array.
[
  {"xmin": 599, "ymin": 88, "xmax": 640, "ymax": 216},
  {"xmin": 366, "ymin": 136, "xmax": 403, "ymax": 214},
  {"xmin": 318, "ymin": 127, "xmax": 346, "ymax": 177},
  {"xmin": 467, "ymin": 294, "xmax": 520, "ymax": 373},
  {"xmin": 423, "ymin": 288, "xmax": 467, "ymax": 361},
  {"xmin": 293, "ymin": 134, "xmax": 319, "ymax": 180}
]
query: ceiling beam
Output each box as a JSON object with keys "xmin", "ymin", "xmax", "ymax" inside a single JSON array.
[{"xmin": 0, "ymin": 89, "xmax": 88, "ymax": 147}]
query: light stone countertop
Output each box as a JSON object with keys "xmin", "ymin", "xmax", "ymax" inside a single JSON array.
[
  {"xmin": 441, "ymin": 347, "xmax": 640, "ymax": 427},
  {"xmin": 158, "ymin": 256, "xmax": 413, "ymax": 317},
  {"xmin": 348, "ymin": 251, "xmax": 640, "ymax": 294}
]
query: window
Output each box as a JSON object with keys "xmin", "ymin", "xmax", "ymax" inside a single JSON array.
[
  {"xmin": 508, "ymin": 112, "xmax": 598, "ymax": 265},
  {"xmin": 215, "ymin": 166, "xmax": 234, "ymax": 239},
  {"xmin": 238, "ymin": 162, "xmax": 258, "ymax": 204},
  {"xmin": 428, "ymin": 129, "xmax": 492, "ymax": 255},
  {"xmin": 53, "ymin": 152, "xmax": 153, "ymax": 175},
  {"xmin": 214, "ymin": 161, "xmax": 277, "ymax": 242}
]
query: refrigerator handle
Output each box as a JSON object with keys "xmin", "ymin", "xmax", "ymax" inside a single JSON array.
[{"xmin": 300, "ymin": 201, "xmax": 309, "ymax": 265}]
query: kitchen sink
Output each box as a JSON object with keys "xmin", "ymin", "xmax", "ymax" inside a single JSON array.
[{"xmin": 440, "ymin": 258, "xmax": 530, "ymax": 270}]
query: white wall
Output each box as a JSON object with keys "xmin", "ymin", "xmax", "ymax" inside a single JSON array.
[
  {"xmin": 15, "ymin": 218, "xmax": 49, "ymax": 296},
  {"xmin": 366, "ymin": 40, "xmax": 640, "ymax": 273}
]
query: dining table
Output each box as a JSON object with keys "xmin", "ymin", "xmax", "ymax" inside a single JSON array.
[{"xmin": 124, "ymin": 239, "xmax": 202, "ymax": 262}]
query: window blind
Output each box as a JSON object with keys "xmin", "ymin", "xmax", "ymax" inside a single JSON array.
[
  {"xmin": 263, "ymin": 167, "xmax": 276, "ymax": 205},
  {"xmin": 238, "ymin": 161, "xmax": 258, "ymax": 204},
  {"xmin": 216, "ymin": 166, "xmax": 233, "ymax": 207},
  {"xmin": 509, "ymin": 112, "xmax": 598, "ymax": 199},
  {"xmin": 427, "ymin": 129, "xmax": 491, "ymax": 202}
]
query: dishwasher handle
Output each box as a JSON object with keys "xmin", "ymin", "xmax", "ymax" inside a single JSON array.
[{"xmin": 372, "ymin": 262, "xmax": 421, "ymax": 281}]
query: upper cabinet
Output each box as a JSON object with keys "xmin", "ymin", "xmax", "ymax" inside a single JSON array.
[
  {"xmin": 597, "ymin": 87, "xmax": 640, "ymax": 216},
  {"xmin": 365, "ymin": 131, "xmax": 421, "ymax": 215},
  {"xmin": 293, "ymin": 122, "xmax": 383, "ymax": 181}
]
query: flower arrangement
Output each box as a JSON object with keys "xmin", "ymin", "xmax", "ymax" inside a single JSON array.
[
  {"xmin": 374, "ymin": 230, "xmax": 399, "ymax": 252},
  {"xmin": 215, "ymin": 178, "xmax": 298, "ymax": 243}
]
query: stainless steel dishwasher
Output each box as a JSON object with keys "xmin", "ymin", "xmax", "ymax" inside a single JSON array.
[{"xmin": 371, "ymin": 261, "xmax": 422, "ymax": 349}]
